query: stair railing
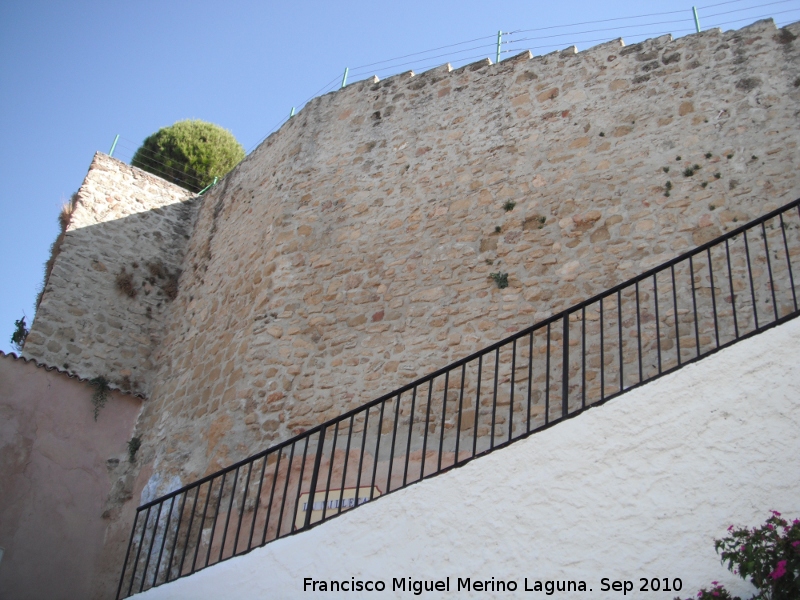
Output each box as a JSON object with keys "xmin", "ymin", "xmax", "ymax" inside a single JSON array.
[{"xmin": 117, "ymin": 197, "xmax": 800, "ymax": 598}]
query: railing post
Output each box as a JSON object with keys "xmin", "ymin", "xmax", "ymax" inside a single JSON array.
[
  {"xmin": 109, "ymin": 134, "xmax": 119, "ymax": 157},
  {"xmin": 198, "ymin": 176, "xmax": 218, "ymax": 196},
  {"xmin": 140, "ymin": 501, "xmax": 163, "ymax": 592},
  {"xmin": 692, "ymin": 7, "xmax": 701, "ymax": 33},
  {"xmin": 289, "ymin": 107, "xmax": 295, "ymax": 118},
  {"xmin": 341, "ymin": 67, "xmax": 349, "ymax": 89},
  {"xmin": 304, "ymin": 426, "xmax": 327, "ymax": 529},
  {"xmin": 128, "ymin": 505, "xmax": 152, "ymax": 597},
  {"xmin": 115, "ymin": 197, "xmax": 800, "ymax": 593},
  {"xmin": 562, "ymin": 315, "xmax": 569, "ymax": 418},
  {"xmin": 115, "ymin": 509, "xmax": 140, "ymax": 599},
  {"xmin": 496, "ymin": 30, "xmax": 502, "ymax": 64}
]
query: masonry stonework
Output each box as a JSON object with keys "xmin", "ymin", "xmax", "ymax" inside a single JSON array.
[
  {"xmin": 136, "ymin": 316, "xmax": 800, "ymax": 600},
  {"xmin": 24, "ymin": 19, "xmax": 800, "ymax": 497},
  {"xmin": 24, "ymin": 153, "xmax": 197, "ymax": 393}
]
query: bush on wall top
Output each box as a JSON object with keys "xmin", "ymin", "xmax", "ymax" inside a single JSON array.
[{"xmin": 131, "ymin": 120, "xmax": 245, "ymax": 193}]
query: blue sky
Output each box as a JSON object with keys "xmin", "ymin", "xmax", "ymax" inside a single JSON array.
[{"xmin": 1, "ymin": 0, "xmax": 798, "ymax": 354}]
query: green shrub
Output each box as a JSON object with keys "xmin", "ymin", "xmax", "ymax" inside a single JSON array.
[
  {"xmin": 677, "ymin": 512, "xmax": 800, "ymax": 600},
  {"xmin": 716, "ymin": 512, "xmax": 799, "ymax": 599},
  {"xmin": 36, "ymin": 193, "xmax": 78, "ymax": 309},
  {"xmin": 11, "ymin": 316, "xmax": 28, "ymax": 352},
  {"xmin": 131, "ymin": 120, "xmax": 245, "ymax": 192}
]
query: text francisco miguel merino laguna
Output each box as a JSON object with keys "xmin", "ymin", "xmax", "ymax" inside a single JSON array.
[{"xmin": 304, "ymin": 577, "xmax": 594, "ymax": 595}]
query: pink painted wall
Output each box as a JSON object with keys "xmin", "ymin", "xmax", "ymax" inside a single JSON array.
[{"xmin": 0, "ymin": 352, "xmax": 142, "ymax": 600}]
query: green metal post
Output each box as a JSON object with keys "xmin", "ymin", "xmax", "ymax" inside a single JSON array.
[
  {"xmin": 290, "ymin": 107, "xmax": 296, "ymax": 118},
  {"xmin": 341, "ymin": 67, "xmax": 349, "ymax": 89},
  {"xmin": 692, "ymin": 7, "xmax": 701, "ymax": 33},
  {"xmin": 109, "ymin": 134, "xmax": 119, "ymax": 157},
  {"xmin": 198, "ymin": 176, "xmax": 219, "ymax": 196},
  {"xmin": 496, "ymin": 30, "xmax": 502, "ymax": 64}
]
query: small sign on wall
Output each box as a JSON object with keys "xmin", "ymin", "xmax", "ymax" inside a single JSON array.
[{"xmin": 294, "ymin": 486, "xmax": 382, "ymax": 529}]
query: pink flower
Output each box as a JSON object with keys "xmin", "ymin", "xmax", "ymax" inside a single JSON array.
[
  {"xmin": 727, "ymin": 525, "xmax": 734, "ymax": 532},
  {"xmin": 772, "ymin": 510, "xmax": 781, "ymax": 517},
  {"xmin": 792, "ymin": 541, "xmax": 800, "ymax": 548},
  {"xmin": 769, "ymin": 560, "xmax": 787, "ymax": 580}
]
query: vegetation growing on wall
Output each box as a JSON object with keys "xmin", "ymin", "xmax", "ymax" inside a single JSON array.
[
  {"xmin": 146, "ymin": 260, "xmax": 181, "ymax": 301},
  {"xmin": 131, "ymin": 120, "xmax": 244, "ymax": 193},
  {"xmin": 36, "ymin": 192, "xmax": 77, "ymax": 309},
  {"xmin": 127, "ymin": 436, "xmax": 141, "ymax": 462},
  {"xmin": 89, "ymin": 375, "xmax": 111, "ymax": 421},
  {"xmin": 112, "ymin": 260, "xmax": 182, "ymax": 302},
  {"xmin": 115, "ymin": 268, "xmax": 137, "ymax": 298},
  {"xmin": 10, "ymin": 316, "xmax": 28, "ymax": 352},
  {"xmin": 489, "ymin": 272, "xmax": 509, "ymax": 289}
]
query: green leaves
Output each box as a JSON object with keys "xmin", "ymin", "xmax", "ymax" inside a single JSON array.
[
  {"xmin": 489, "ymin": 272, "xmax": 509, "ymax": 289},
  {"xmin": 10, "ymin": 316, "xmax": 28, "ymax": 352},
  {"xmin": 713, "ymin": 513, "xmax": 800, "ymax": 600},
  {"xmin": 674, "ymin": 583, "xmax": 742, "ymax": 600},
  {"xmin": 131, "ymin": 120, "xmax": 245, "ymax": 192},
  {"xmin": 682, "ymin": 513, "xmax": 800, "ymax": 600}
]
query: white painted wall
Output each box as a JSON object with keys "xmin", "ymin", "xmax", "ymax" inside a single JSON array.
[{"xmin": 138, "ymin": 318, "xmax": 800, "ymax": 600}]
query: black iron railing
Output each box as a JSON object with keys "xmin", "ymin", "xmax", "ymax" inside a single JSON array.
[{"xmin": 117, "ymin": 198, "xmax": 800, "ymax": 598}]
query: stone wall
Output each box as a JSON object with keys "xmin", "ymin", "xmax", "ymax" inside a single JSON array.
[
  {"xmin": 133, "ymin": 18, "xmax": 800, "ymax": 491},
  {"xmin": 136, "ymin": 316, "xmax": 800, "ymax": 600},
  {"xmin": 21, "ymin": 19, "xmax": 800, "ymax": 498},
  {"xmin": 23, "ymin": 153, "xmax": 197, "ymax": 393}
]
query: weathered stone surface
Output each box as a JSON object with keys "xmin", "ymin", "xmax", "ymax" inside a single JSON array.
[
  {"xmin": 24, "ymin": 153, "xmax": 196, "ymax": 392},
  {"xmin": 24, "ymin": 19, "xmax": 800, "ymax": 493}
]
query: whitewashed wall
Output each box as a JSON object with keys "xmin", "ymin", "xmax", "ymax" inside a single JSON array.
[{"xmin": 138, "ymin": 318, "xmax": 800, "ymax": 600}]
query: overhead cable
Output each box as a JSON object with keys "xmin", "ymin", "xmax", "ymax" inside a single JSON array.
[
  {"xmin": 116, "ymin": 139, "xmax": 208, "ymax": 190},
  {"xmin": 350, "ymin": 42, "xmax": 498, "ymax": 76},
  {"xmin": 243, "ymin": 0, "xmax": 797, "ymax": 156},
  {"xmin": 699, "ymin": 0, "xmax": 763, "ymax": 8},
  {"xmin": 506, "ymin": 18, "xmax": 694, "ymax": 45},
  {"xmin": 350, "ymin": 33, "xmax": 499, "ymax": 71},
  {"xmin": 116, "ymin": 141, "xmax": 206, "ymax": 186},
  {"xmin": 702, "ymin": 0, "xmax": 799, "ymax": 19}
]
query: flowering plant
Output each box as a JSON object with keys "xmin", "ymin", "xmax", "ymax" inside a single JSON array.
[
  {"xmin": 714, "ymin": 511, "xmax": 800, "ymax": 599},
  {"xmin": 688, "ymin": 583, "xmax": 741, "ymax": 599},
  {"xmin": 677, "ymin": 512, "xmax": 800, "ymax": 600}
]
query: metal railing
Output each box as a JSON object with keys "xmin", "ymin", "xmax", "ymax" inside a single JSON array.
[{"xmin": 117, "ymin": 197, "xmax": 800, "ymax": 598}]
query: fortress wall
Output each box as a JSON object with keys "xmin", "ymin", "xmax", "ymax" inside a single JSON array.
[
  {"xmin": 136, "ymin": 316, "xmax": 800, "ymax": 600},
  {"xmin": 23, "ymin": 153, "xmax": 197, "ymax": 393},
  {"xmin": 135, "ymin": 19, "xmax": 799, "ymax": 488}
]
